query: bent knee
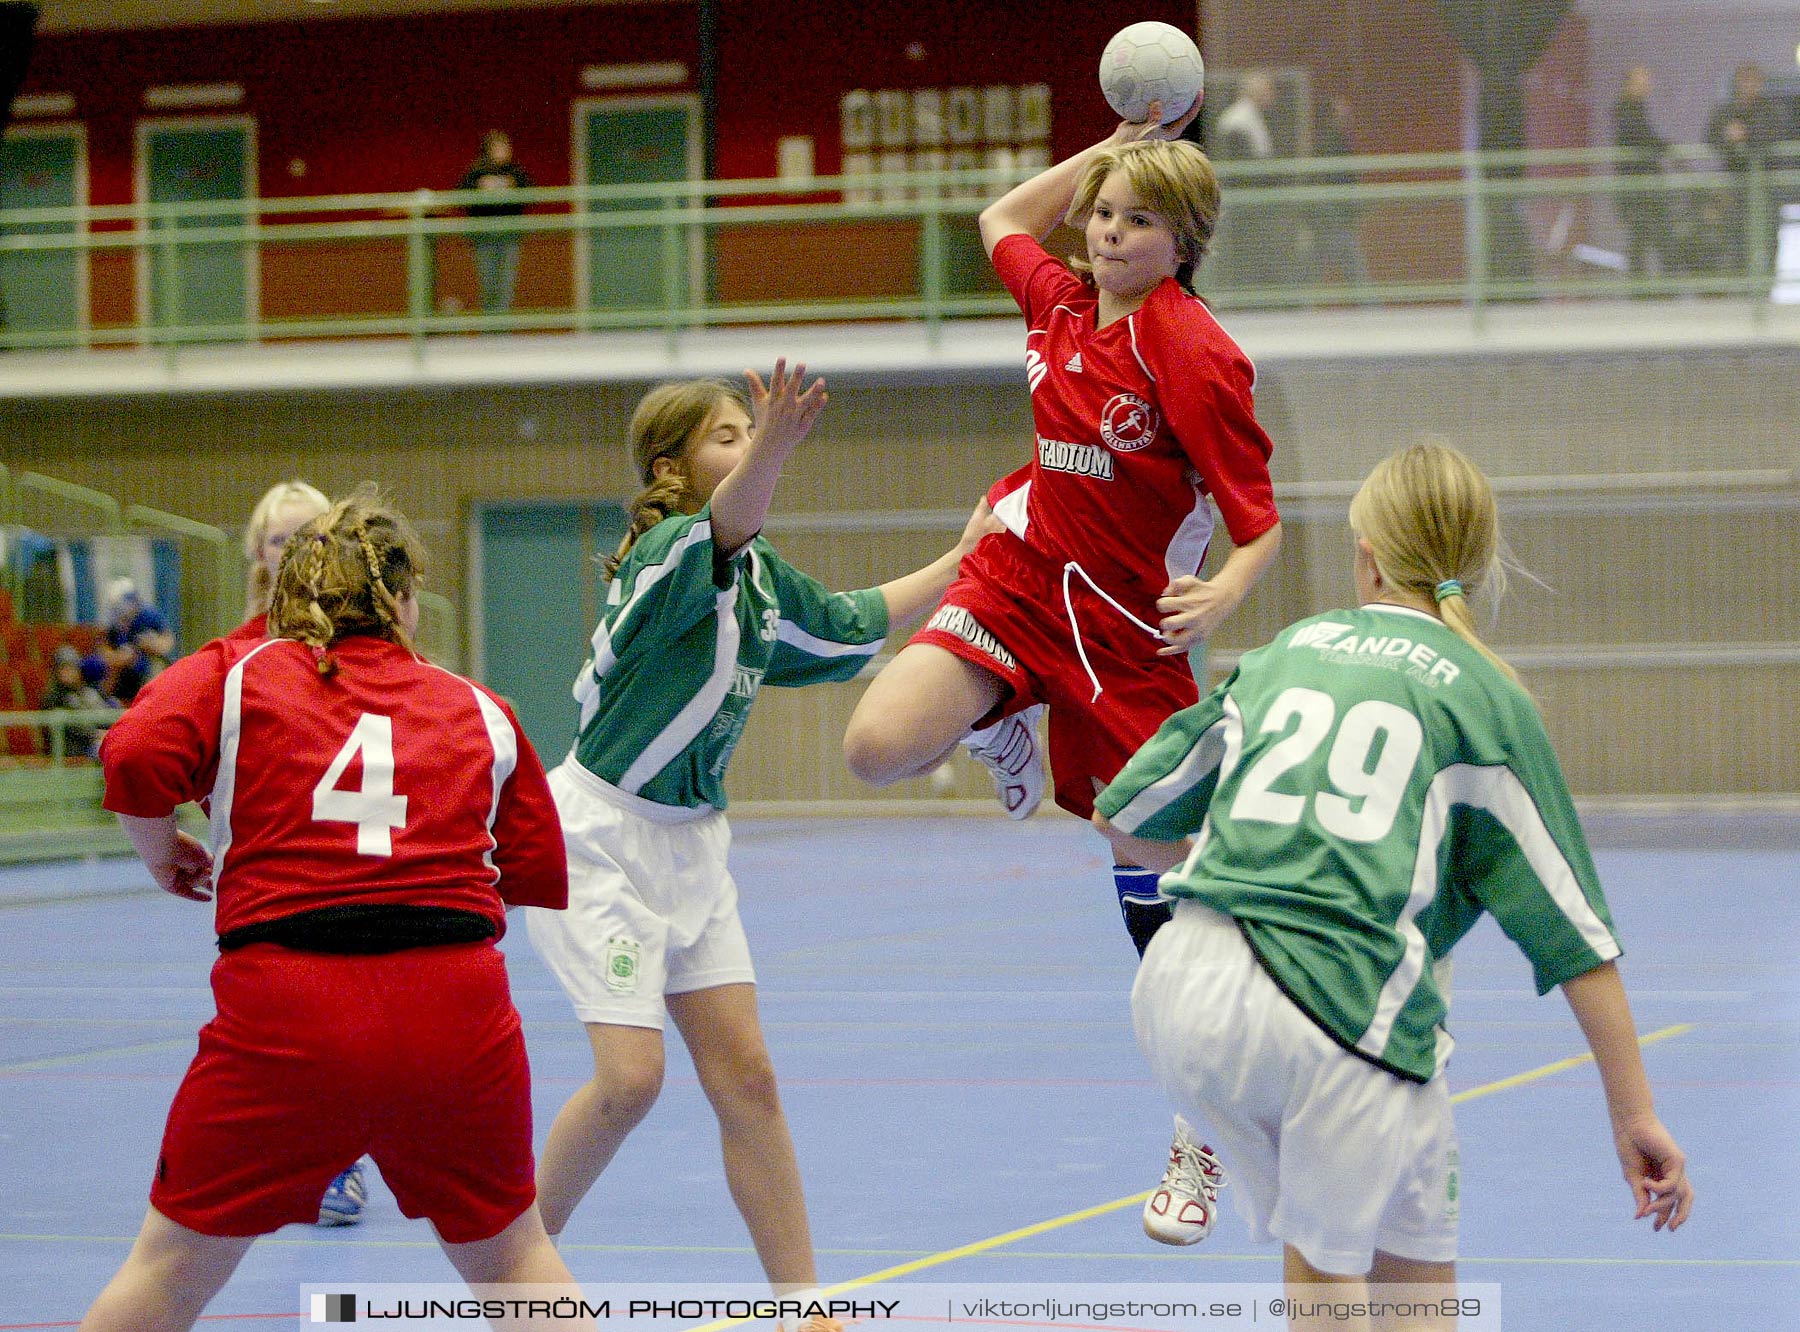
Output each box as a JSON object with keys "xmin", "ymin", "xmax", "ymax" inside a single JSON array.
[
  {"xmin": 593, "ymin": 1062, "xmax": 664, "ymax": 1127},
  {"xmin": 706, "ymin": 1054, "xmax": 783, "ymax": 1120},
  {"xmin": 843, "ymin": 718, "xmax": 917, "ymax": 786}
]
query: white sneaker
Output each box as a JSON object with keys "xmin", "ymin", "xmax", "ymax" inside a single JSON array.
[
  {"xmin": 1142, "ymin": 1121, "xmax": 1225, "ymax": 1245},
  {"xmin": 960, "ymin": 704, "xmax": 1045, "ymax": 819}
]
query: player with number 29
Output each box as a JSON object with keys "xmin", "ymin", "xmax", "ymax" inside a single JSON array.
[{"xmin": 1095, "ymin": 443, "xmax": 1692, "ymax": 1316}]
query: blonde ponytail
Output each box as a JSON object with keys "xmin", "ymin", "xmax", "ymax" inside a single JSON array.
[{"xmin": 1349, "ymin": 442, "xmax": 1522, "ymax": 686}]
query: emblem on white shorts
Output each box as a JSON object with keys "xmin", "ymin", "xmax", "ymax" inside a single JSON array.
[{"xmin": 605, "ymin": 938, "xmax": 642, "ymax": 993}]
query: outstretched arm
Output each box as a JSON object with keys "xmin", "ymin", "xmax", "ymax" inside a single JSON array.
[
  {"xmin": 876, "ymin": 496, "xmax": 1004, "ymax": 631},
  {"xmin": 978, "ymin": 101, "xmax": 1202, "ymax": 255},
  {"xmin": 709, "ymin": 359, "xmax": 828, "ymax": 556},
  {"xmin": 1561, "ymin": 961, "xmax": 1694, "ymax": 1232}
]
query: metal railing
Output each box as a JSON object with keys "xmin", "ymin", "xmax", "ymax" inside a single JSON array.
[
  {"xmin": 0, "ymin": 464, "xmax": 240, "ymax": 644},
  {"xmin": 1, "ymin": 141, "xmax": 1796, "ymax": 352}
]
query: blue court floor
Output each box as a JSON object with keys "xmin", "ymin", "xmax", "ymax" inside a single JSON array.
[{"xmin": 2, "ymin": 812, "xmax": 1795, "ymax": 1330}]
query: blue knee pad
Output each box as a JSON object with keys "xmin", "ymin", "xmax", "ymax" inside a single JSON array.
[
  {"xmin": 1113, "ymin": 865, "xmax": 1164, "ymax": 909},
  {"xmin": 1114, "ymin": 866, "xmax": 1173, "ymax": 958}
]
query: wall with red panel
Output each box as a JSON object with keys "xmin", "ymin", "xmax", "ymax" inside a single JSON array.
[
  {"xmin": 22, "ymin": 4, "xmax": 696, "ymax": 204},
  {"xmin": 24, "ymin": 2, "xmax": 1588, "ymax": 313}
]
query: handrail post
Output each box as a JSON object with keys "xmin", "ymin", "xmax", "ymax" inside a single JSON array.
[
  {"xmin": 125, "ymin": 501, "xmax": 238, "ymax": 642},
  {"xmin": 920, "ymin": 172, "xmax": 944, "ymax": 345},
  {"xmin": 1465, "ymin": 148, "xmax": 1489, "ymax": 332},
  {"xmin": 662, "ymin": 193, "xmax": 683, "ymax": 358},
  {"xmin": 1747, "ymin": 155, "xmax": 1770, "ymax": 330},
  {"xmin": 406, "ymin": 189, "xmax": 431, "ymax": 359}
]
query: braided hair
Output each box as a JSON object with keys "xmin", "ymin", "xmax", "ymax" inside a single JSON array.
[{"xmin": 267, "ymin": 486, "xmax": 426, "ymax": 678}]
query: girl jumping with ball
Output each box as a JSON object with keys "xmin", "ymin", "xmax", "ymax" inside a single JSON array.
[{"xmin": 844, "ymin": 103, "xmax": 1282, "ymax": 1244}]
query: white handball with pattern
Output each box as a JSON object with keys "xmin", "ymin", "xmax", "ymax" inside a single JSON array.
[{"xmin": 1099, "ymin": 21, "xmax": 1205, "ymax": 125}]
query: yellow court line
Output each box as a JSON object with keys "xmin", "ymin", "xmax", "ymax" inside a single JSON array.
[
  {"xmin": 687, "ymin": 1021, "xmax": 1698, "ymax": 1331},
  {"xmin": 0, "ymin": 1036, "xmax": 195, "ymax": 1074},
  {"xmin": 1448, "ymin": 1022, "xmax": 1693, "ymax": 1106}
]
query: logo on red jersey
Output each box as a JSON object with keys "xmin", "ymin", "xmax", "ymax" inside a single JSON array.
[
  {"xmin": 1024, "ymin": 349, "xmax": 1048, "ymax": 393},
  {"xmin": 1099, "ymin": 393, "xmax": 1159, "ymax": 453}
]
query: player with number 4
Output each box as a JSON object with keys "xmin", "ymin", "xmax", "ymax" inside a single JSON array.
[
  {"xmin": 85, "ymin": 490, "xmax": 578, "ymax": 1332},
  {"xmin": 1095, "ymin": 444, "xmax": 1692, "ymax": 1319}
]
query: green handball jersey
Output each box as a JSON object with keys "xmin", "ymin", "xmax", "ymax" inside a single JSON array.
[
  {"xmin": 1096, "ymin": 604, "xmax": 1621, "ymax": 1083},
  {"xmin": 571, "ymin": 507, "xmax": 888, "ymax": 811}
]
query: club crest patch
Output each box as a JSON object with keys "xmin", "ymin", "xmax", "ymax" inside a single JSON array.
[
  {"xmin": 605, "ymin": 938, "xmax": 642, "ymax": 993},
  {"xmin": 1100, "ymin": 393, "xmax": 1158, "ymax": 452}
]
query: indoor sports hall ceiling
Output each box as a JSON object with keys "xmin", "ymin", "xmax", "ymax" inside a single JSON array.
[{"xmin": 32, "ymin": 0, "xmax": 670, "ymax": 34}]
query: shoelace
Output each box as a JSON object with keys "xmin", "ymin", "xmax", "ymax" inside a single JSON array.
[
  {"xmin": 1164, "ymin": 1137, "xmax": 1227, "ymax": 1201},
  {"xmin": 1061, "ymin": 560, "xmax": 1168, "ymax": 702}
]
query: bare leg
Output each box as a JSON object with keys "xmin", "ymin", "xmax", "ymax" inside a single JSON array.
[
  {"xmin": 534, "ymin": 1022, "xmax": 665, "ymax": 1237},
  {"xmin": 1283, "ymin": 1244, "xmax": 1371, "ymax": 1332},
  {"xmin": 80, "ymin": 1206, "xmax": 253, "ymax": 1332},
  {"xmin": 667, "ymin": 983, "xmax": 818, "ymax": 1289},
  {"xmin": 438, "ymin": 1204, "xmax": 586, "ymax": 1330},
  {"xmin": 843, "ymin": 643, "xmax": 1004, "ymax": 786},
  {"xmin": 1370, "ymin": 1250, "xmax": 1458, "ymax": 1332}
]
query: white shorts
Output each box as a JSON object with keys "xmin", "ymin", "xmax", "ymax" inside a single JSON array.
[
  {"xmin": 524, "ymin": 759, "xmax": 755, "ymax": 1030},
  {"xmin": 1133, "ymin": 900, "xmax": 1460, "ymax": 1276}
]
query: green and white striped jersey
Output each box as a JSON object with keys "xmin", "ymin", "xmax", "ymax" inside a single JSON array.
[
  {"xmin": 1097, "ymin": 603, "xmax": 1620, "ymax": 1083},
  {"xmin": 571, "ymin": 507, "xmax": 888, "ymax": 811}
]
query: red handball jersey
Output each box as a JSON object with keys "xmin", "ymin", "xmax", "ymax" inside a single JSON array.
[
  {"xmin": 102, "ymin": 634, "xmax": 567, "ymax": 936},
  {"xmin": 223, "ymin": 613, "xmax": 268, "ymax": 643},
  {"xmin": 988, "ymin": 234, "xmax": 1279, "ymax": 613}
]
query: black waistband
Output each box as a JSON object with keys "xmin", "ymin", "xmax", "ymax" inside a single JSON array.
[{"xmin": 217, "ymin": 904, "xmax": 497, "ymax": 955}]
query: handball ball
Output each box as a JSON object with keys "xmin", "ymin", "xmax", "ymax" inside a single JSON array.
[{"xmin": 1100, "ymin": 21, "xmax": 1204, "ymax": 125}]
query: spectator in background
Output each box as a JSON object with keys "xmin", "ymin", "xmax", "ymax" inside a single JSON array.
[
  {"xmin": 1705, "ymin": 63, "xmax": 1789, "ymax": 270},
  {"xmin": 1211, "ymin": 72, "xmax": 1289, "ymax": 292},
  {"xmin": 459, "ymin": 130, "xmax": 533, "ymax": 315},
  {"xmin": 101, "ymin": 579, "xmax": 174, "ymax": 704},
  {"xmin": 42, "ymin": 644, "xmax": 116, "ymax": 758},
  {"xmin": 1305, "ymin": 93, "xmax": 1373, "ymax": 300},
  {"xmin": 1612, "ymin": 66, "xmax": 1674, "ymax": 282}
]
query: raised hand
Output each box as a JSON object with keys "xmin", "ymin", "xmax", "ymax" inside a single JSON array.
[
  {"xmin": 1111, "ymin": 97, "xmax": 1204, "ymax": 146},
  {"xmin": 744, "ymin": 358, "xmax": 828, "ymax": 460}
]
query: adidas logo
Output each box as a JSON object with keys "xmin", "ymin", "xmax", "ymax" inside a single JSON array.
[{"xmin": 1064, "ymin": 352, "xmax": 1083, "ymax": 373}]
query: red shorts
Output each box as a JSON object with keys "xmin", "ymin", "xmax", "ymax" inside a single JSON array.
[
  {"xmin": 150, "ymin": 941, "xmax": 535, "ymax": 1242},
  {"xmin": 911, "ymin": 532, "xmax": 1200, "ymax": 819}
]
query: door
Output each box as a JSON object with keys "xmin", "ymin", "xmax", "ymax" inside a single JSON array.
[
  {"xmin": 138, "ymin": 119, "xmax": 255, "ymax": 336},
  {"xmin": 0, "ymin": 126, "xmax": 85, "ymax": 344},
  {"xmin": 474, "ymin": 501, "xmax": 628, "ymax": 765},
  {"xmin": 576, "ymin": 99, "xmax": 700, "ymax": 314}
]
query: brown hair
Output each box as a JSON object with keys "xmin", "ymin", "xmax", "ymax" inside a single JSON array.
[
  {"xmin": 1067, "ymin": 139, "xmax": 1221, "ymax": 293},
  {"xmin": 603, "ymin": 379, "xmax": 747, "ymax": 579},
  {"xmin": 267, "ymin": 486, "xmax": 425, "ymax": 677},
  {"xmin": 1348, "ymin": 442, "xmax": 1521, "ymax": 686}
]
